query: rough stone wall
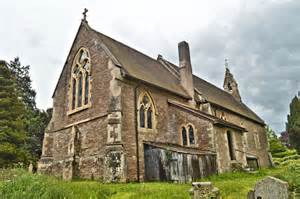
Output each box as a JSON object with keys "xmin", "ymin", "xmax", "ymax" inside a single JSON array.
[
  {"xmin": 213, "ymin": 107, "xmax": 270, "ymax": 171},
  {"xmin": 39, "ymin": 22, "xmax": 117, "ymax": 180},
  {"xmin": 120, "ymin": 82, "xmax": 215, "ymax": 181},
  {"xmin": 214, "ymin": 126, "xmax": 247, "ymax": 172},
  {"xmin": 39, "ymin": 21, "xmax": 269, "ymax": 182},
  {"xmin": 49, "ymin": 24, "xmax": 112, "ymax": 130}
]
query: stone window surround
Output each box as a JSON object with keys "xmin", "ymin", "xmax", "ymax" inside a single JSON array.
[
  {"xmin": 137, "ymin": 91, "xmax": 157, "ymax": 132},
  {"xmin": 179, "ymin": 123, "xmax": 197, "ymax": 147},
  {"xmin": 67, "ymin": 47, "xmax": 92, "ymax": 115}
]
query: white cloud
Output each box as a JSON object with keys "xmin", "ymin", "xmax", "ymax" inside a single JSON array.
[{"xmin": 1, "ymin": 0, "xmax": 298, "ymax": 133}]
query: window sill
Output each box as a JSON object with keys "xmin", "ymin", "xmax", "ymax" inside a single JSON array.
[
  {"xmin": 181, "ymin": 144, "xmax": 198, "ymax": 148},
  {"xmin": 138, "ymin": 127, "xmax": 156, "ymax": 133},
  {"xmin": 67, "ymin": 104, "xmax": 91, "ymax": 116}
]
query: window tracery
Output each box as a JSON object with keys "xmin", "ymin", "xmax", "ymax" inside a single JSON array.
[
  {"xmin": 138, "ymin": 92, "xmax": 155, "ymax": 129},
  {"xmin": 180, "ymin": 124, "xmax": 196, "ymax": 146},
  {"xmin": 69, "ymin": 48, "xmax": 91, "ymax": 112}
]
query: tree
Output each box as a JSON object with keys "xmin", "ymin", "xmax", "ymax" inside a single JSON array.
[
  {"xmin": 8, "ymin": 58, "xmax": 52, "ymax": 164},
  {"xmin": 0, "ymin": 60, "xmax": 29, "ymax": 167},
  {"xmin": 8, "ymin": 57, "xmax": 36, "ymax": 110},
  {"xmin": 26, "ymin": 108, "xmax": 52, "ymax": 162},
  {"xmin": 286, "ymin": 95, "xmax": 300, "ymax": 153},
  {"xmin": 266, "ymin": 126, "xmax": 288, "ymax": 157}
]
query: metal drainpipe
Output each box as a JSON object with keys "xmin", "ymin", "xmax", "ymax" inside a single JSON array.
[{"xmin": 134, "ymin": 84, "xmax": 140, "ymax": 182}]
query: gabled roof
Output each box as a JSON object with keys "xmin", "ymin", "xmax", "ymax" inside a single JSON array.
[
  {"xmin": 157, "ymin": 58, "xmax": 264, "ymax": 124},
  {"xmin": 89, "ymin": 25, "xmax": 190, "ymax": 99},
  {"xmin": 53, "ymin": 21, "xmax": 264, "ymax": 125},
  {"xmin": 192, "ymin": 76, "xmax": 264, "ymax": 124}
]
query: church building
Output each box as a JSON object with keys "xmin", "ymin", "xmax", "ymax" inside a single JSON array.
[{"xmin": 38, "ymin": 12, "xmax": 270, "ymax": 182}]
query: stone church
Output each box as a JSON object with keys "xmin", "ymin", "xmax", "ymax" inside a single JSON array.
[{"xmin": 38, "ymin": 14, "xmax": 270, "ymax": 182}]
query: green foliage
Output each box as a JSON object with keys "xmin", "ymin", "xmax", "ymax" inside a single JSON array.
[
  {"xmin": 0, "ymin": 165, "xmax": 299, "ymax": 199},
  {"xmin": 0, "ymin": 169, "xmax": 190, "ymax": 199},
  {"xmin": 0, "ymin": 61, "xmax": 29, "ymax": 167},
  {"xmin": 25, "ymin": 108, "xmax": 52, "ymax": 163},
  {"xmin": 266, "ymin": 126, "xmax": 289, "ymax": 157},
  {"xmin": 8, "ymin": 57, "xmax": 36, "ymax": 110},
  {"xmin": 0, "ymin": 58, "xmax": 51, "ymax": 168},
  {"xmin": 286, "ymin": 95, "xmax": 300, "ymax": 153}
]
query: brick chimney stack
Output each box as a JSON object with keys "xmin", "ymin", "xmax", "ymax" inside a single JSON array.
[{"xmin": 178, "ymin": 41, "xmax": 194, "ymax": 101}]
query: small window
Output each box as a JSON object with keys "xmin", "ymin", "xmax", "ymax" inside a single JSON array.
[
  {"xmin": 77, "ymin": 72, "xmax": 83, "ymax": 107},
  {"xmin": 189, "ymin": 126, "xmax": 195, "ymax": 145},
  {"xmin": 147, "ymin": 108, "xmax": 152, "ymax": 129},
  {"xmin": 227, "ymin": 82, "xmax": 232, "ymax": 91},
  {"xmin": 84, "ymin": 75, "xmax": 90, "ymax": 105},
  {"xmin": 182, "ymin": 127, "xmax": 187, "ymax": 146},
  {"xmin": 72, "ymin": 78, "xmax": 76, "ymax": 109},
  {"xmin": 139, "ymin": 105, "xmax": 145, "ymax": 128}
]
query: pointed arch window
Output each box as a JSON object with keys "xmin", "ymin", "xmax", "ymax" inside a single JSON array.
[
  {"xmin": 139, "ymin": 105, "xmax": 145, "ymax": 128},
  {"xmin": 180, "ymin": 124, "xmax": 196, "ymax": 146},
  {"xmin": 147, "ymin": 108, "xmax": 153, "ymax": 129},
  {"xmin": 138, "ymin": 92, "xmax": 155, "ymax": 129},
  {"xmin": 69, "ymin": 48, "xmax": 91, "ymax": 112},
  {"xmin": 188, "ymin": 125, "xmax": 195, "ymax": 145},
  {"xmin": 182, "ymin": 127, "xmax": 187, "ymax": 146}
]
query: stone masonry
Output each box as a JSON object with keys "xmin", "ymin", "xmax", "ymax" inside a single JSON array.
[{"xmin": 38, "ymin": 16, "xmax": 271, "ymax": 182}]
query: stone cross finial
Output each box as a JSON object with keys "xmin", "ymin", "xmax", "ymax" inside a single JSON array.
[
  {"xmin": 225, "ymin": 58, "xmax": 229, "ymax": 69},
  {"xmin": 82, "ymin": 8, "xmax": 88, "ymax": 21}
]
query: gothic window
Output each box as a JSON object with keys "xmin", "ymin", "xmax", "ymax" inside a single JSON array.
[
  {"xmin": 84, "ymin": 75, "xmax": 90, "ymax": 105},
  {"xmin": 138, "ymin": 92, "xmax": 155, "ymax": 129},
  {"xmin": 180, "ymin": 124, "xmax": 196, "ymax": 146},
  {"xmin": 188, "ymin": 125, "xmax": 195, "ymax": 145},
  {"xmin": 182, "ymin": 127, "xmax": 187, "ymax": 146},
  {"xmin": 77, "ymin": 72, "xmax": 83, "ymax": 107},
  {"xmin": 70, "ymin": 48, "xmax": 91, "ymax": 112},
  {"xmin": 139, "ymin": 105, "xmax": 145, "ymax": 128},
  {"xmin": 147, "ymin": 108, "xmax": 152, "ymax": 129},
  {"xmin": 72, "ymin": 78, "xmax": 76, "ymax": 109}
]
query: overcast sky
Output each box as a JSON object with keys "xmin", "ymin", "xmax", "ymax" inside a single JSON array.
[{"xmin": 1, "ymin": 0, "xmax": 299, "ymax": 133}]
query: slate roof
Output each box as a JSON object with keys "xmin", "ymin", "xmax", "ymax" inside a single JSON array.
[
  {"xmin": 90, "ymin": 26, "xmax": 190, "ymax": 99},
  {"xmin": 89, "ymin": 23, "xmax": 264, "ymax": 124},
  {"xmin": 53, "ymin": 21, "xmax": 264, "ymax": 125},
  {"xmin": 192, "ymin": 76, "xmax": 264, "ymax": 124}
]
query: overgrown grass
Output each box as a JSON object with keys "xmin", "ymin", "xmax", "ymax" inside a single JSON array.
[
  {"xmin": 198, "ymin": 168, "xmax": 282, "ymax": 199},
  {"xmin": 0, "ymin": 164, "xmax": 299, "ymax": 199},
  {"xmin": 0, "ymin": 169, "xmax": 190, "ymax": 199}
]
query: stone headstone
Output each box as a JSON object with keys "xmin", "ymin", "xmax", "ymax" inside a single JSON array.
[
  {"xmin": 248, "ymin": 176, "xmax": 289, "ymax": 199},
  {"xmin": 28, "ymin": 163, "xmax": 33, "ymax": 173},
  {"xmin": 190, "ymin": 182, "xmax": 220, "ymax": 199}
]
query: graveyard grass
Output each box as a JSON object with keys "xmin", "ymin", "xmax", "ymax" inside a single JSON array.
[{"xmin": 0, "ymin": 166, "xmax": 298, "ymax": 199}]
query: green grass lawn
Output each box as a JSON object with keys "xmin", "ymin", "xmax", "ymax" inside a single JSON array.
[{"xmin": 0, "ymin": 165, "xmax": 298, "ymax": 199}]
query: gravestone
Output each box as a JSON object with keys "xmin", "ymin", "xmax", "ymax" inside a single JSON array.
[
  {"xmin": 248, "ymin": 176, "xmax": 289, "ymax": 199},
  {"xmin": 189, "ymin": 182, "xmax": 220, "ymax": 199}
]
